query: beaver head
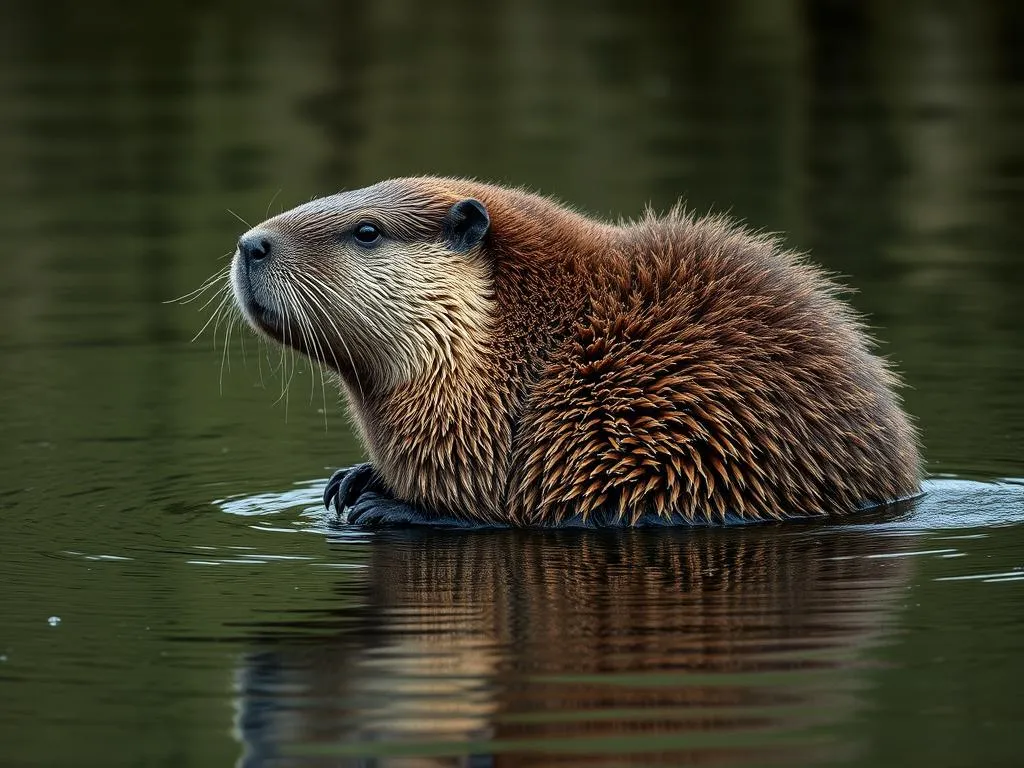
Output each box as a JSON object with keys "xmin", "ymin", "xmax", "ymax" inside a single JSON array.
[{"xmin": 232, "ymin": 179, "xmax": 498, "ymax": 395}]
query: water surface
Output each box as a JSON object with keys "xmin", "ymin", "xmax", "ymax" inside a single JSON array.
[{"xmin": 2, "ymin": 2, "xmax": 1023, "ymax": 766}]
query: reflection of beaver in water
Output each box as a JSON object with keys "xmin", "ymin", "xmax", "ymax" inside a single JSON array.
[
  {"xmin": 232, "ymin": 527, "xmax": 914, "ymax": 765},
  {"xmin": 229, "ymin": 177, "xmax": 921, "ymax": 527}
]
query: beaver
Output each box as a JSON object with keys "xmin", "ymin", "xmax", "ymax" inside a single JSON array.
[{"xmin": 228, "ymin": 177, "xmax": 921, "ymax": 527}]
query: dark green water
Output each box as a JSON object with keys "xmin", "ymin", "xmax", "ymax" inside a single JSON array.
[{"xmin": 2, "ymin": 2, "xmax": 1024, "ymax": 766}]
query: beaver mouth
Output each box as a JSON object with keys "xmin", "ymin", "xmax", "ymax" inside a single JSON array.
[
  {"xmin": 244, "ymin": 296, "xmax": 281, "ymax": 336},
  {"xmin": 229, "ymin": 256, "xmax": 355, "ymax": 377},
  {"xmin": 231, "ymin": 262, "xmax": 284, "ymax": 339}
]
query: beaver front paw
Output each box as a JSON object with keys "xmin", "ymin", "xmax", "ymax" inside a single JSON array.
[
  {"xmin": 323, "ymin": 463, "xmax": 380, "ymax": 516},
  {"xmin": 345, "ymin": 492, "xmax": 441, "ymax": 527},
  {"xmin": 324, "ymin": 468, "xmax": 500, "ymax": 528},
  {"xmin": 323, "ymin": 467, "xmax": 439, "ymax": 526}
]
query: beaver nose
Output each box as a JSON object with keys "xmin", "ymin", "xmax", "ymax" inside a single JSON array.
[{"xmin": 238, "ymin": 233, "xmax": 272, "ymax": 264}]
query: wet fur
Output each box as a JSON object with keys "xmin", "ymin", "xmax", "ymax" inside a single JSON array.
[{"xmin": 231, "ymin": 177, "xmax": 922, "ymax": 526}]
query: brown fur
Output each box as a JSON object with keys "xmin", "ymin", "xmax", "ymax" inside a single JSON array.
[{"xmin": 232, "ymin": 177, "xmax": 921, "ymax": 525}]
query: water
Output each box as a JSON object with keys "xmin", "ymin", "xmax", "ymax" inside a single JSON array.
[{"xmin": 2, "ymin": 1, "xmax": 1023, "ymax": 766}]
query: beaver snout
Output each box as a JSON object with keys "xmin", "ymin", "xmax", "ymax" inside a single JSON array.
[
  {"xmin": 237, "ymin": 232, "xmax": 273, "ymax": 266},
  {"xmin": 231, "ymin": 229, "xmax": 282, "ymax": 334}
]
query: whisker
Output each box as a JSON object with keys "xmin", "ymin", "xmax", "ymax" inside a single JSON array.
[
  {"xmin": 167, "ymin": 264, "xmax": 231, "ymax": 305},
  {"xmin": 219, "ymin": 312, "xmax": 233, "ymax": 394},
  {"xmin": 274, "ymin": 289, "xmax": 301, "ymax": 421},
  {"xmin": 238, "ymin": 317, "xmax": 248, "ymax": 369},
  {"xmin": 257, "ymin": 332, "xmax": 266, "ymax": 388},
  {"xmin": 227, "ymin": 208, "xmax": 252, "ymax": 229},
  {"xmin": 294, "ymin": 274, "xmax": 366, "ymax": 401},
  {"xmin": 294, "ymin": 280, "xmax": 346, "ymax": 430},
  {"xmin": 265, "ymin": 189, "xmax": 283, "ymax": 219},
  {"xmin": 191, "ymin": 287, "xmax": 232, "ymax": 344},
  {"xmin": 210, "ymin": 283, "xmax": 236, "ymax": 346},
  {"xmin": 274, "ymin": 298, "xmax": 291, "ymax": 409},
  {"xmin": 286, "ymin": 282, "xmax": 318, "ymax": 406},
  {"xmin": 195, "ymin": 276, "xmax": 233, "ymax": 315},
  {"xmin": 288, "ymin": 283, "xmax": 332, "ymax": 431},
  {"xmin": 285, "ymin": 283, "xmax": 315, "ymax": 407}
]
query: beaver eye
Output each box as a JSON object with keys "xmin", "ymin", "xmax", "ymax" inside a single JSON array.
[{"xmin": 353, "ymin": 222, "xmax": 382, "ymax": 248}]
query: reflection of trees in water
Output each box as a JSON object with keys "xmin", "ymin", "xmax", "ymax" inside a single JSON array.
[{"xmin": 234, "ymin": 527, "xmax": 912, "ymax": 766}]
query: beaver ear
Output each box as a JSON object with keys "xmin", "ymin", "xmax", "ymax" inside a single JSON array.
[{"xmin": 442, "ymin": 199, "xmax": 490, "ymax": 252}]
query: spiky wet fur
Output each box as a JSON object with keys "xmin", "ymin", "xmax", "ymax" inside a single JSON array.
[{"xmin": 232, "ymin": 177, "xmax": 922, "ymax": 526}]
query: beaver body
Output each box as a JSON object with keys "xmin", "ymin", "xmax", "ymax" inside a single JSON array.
[{"xmin": 229, "ymin": 177, "xmax": 921, "ymax": 527}]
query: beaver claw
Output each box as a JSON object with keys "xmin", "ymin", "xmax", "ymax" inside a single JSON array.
[
  {"xmin": 346, "ymin": 492, "xmax": 442, "ymax": 527},
  {"xmin": 323, "ymin": 463, "xmax": 378, "ymax": 515},
  {"xmin": 323, "ymin": 464, "xmax": 485, "ymax": 528}
]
